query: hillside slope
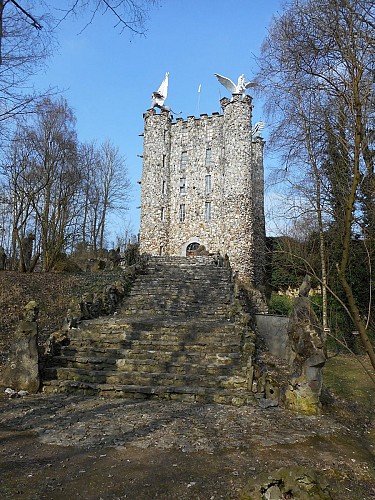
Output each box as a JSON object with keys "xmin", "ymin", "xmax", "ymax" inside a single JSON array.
[{"xmin": 0, "ymin": 270, "xmax": 126, "ymax": 368}]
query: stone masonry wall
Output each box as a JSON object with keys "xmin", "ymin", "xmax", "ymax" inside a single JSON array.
[
  {"xmin": 140, "ymin": 108, "xmax": 172, "ymax": 256},
  {"xmin": 139, "ymin": 94, "xmax": 266, "ymax": 284},
  {"xmin": 220, "ymin": 95, "xmax": 254, "ymax": 281}
]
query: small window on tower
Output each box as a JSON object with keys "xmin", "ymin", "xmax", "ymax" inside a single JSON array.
[
  {"xmin": 206, "ymin": 122, "xmax": 213, "ymax": 142},
  {"xmin": 182, "ymin": 127, "xmax": 188, "ymax": 142},
  {"xmin": 179, "ymin": 204, "xmax": 186, "ymax": 222},
  {"xmin": 204, "ymin": 202, "xmax": 212, "ymax": 222},
  {"xmin": 205, "ymin": 148, "xmax": 213, "ymax": 167},
  {"xmin": 179, "ymin": 177, "xmax": 186, "ymax": 194},
  {"xmin": 180, "ymin": 151, "xmax": 188, "ymax": 170},
  {"xmin": 161, "ymin": 207, "xmax": 165, "ymax": 222},
  {"xmin": 205, "ymin": 175, "xmax": 212, "ymax": 195},
  {"xmin": 162, "ymin": 180, "xmax": 167, "ymax": 194}
]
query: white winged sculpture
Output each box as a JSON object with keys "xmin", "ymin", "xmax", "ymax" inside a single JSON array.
[
  {"xmin": 252, "ymin": 121, "xmax": 266, "ymax": 138},
  {"xmin": 151, "ymin": 72, "xmax": 169, "ymax": 110},
  {"xmin": 214, "ymin": 73, "xmax": 256, "ymax": 96}
]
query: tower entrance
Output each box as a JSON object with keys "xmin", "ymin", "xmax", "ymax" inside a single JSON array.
[{"xmin": 186, "ymin": 242, "xmax": 200, "ymax": 256}]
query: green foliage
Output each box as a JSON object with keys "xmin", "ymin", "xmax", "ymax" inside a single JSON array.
[
  {"xmin": 268, "ymin": 293, "xmax": 294, "ymax": 316},
  {"xmin": 323, "ymin": 235, "xmax": 374, "ymax": 353},
  {"xmin": 267, "ymin": 233, "xmax": 374, "ymax": 355}
]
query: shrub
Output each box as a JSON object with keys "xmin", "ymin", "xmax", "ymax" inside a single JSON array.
[{"xmin": 268, "ymin": 293, "xmax": 293, "ymax": 316}]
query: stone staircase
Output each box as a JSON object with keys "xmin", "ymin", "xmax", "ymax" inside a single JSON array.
[{"xmin": 42, "ymin": 256, "xmax": 255, "ymax": 405}]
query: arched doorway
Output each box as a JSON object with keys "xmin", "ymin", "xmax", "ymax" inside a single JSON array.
[{"xmin": 186, "ymin": 242, "xmax": 200, "ymax": 257}]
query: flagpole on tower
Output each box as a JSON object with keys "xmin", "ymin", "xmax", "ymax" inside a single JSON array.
[{"xmin": 196, "ymin": 83, "xmax": 201, "ymax": 116}]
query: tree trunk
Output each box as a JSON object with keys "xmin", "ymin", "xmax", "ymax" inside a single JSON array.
[{"xmin": 337, "ymin": 94, "xmax": 375, "ymax": 372}]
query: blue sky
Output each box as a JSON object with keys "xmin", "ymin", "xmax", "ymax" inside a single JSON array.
[{"xmin": 32, "ymin": 0, "xmax": 283, "ymax": 244}]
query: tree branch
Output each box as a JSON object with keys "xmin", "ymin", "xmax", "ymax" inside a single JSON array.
[{"xmin": 10, "ymin": 0, "xmax": 42, "ymax": 29}]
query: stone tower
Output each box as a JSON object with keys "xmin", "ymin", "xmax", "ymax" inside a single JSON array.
[{"xmin": 139, "ymin": 93, "xmax": 265, "ymax": 285}]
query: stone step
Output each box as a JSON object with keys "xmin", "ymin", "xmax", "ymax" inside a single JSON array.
[
  {"xmin": 133, "ymin": 265, "xmax": 230, "ymax": 273},
  {"xmin": 43, "ymin": 367, "xmax": 249, "ymax": 390},
  {"xmin": 125, "ymin": 295, "xmax": 233, "ymax": 307},
  {"xmin": 146, "ymin": 257, "xmax": 230, "ymax": 268},
  {"xmin": 71, "ymin": 315, "xmax": 237, "ymax": 330},
  {"xmin": 47, "ymin": 351, "xmax": 243, "ymax": 373},
  {"xmin": 42, "ymin": 379, "xmax": 253, "ymax": 405},
  {"xmin": 62, "ymin": 330, "xmax": 242, "ymax": 346},
  {"xmin": 69, "ymin": 313, "xmax": 241, "ymax": 338},
  {"xmin": 121, "ymin": 307, "xmax": 232, "ymax": 319},
  {"xmin": 130, "ymin": 283, "xmax": 231, "ymax": 293},
  {"xmin": 125, "ymin": 294, "xmax": 233, "ymax": 304},
  {"xmin": 137, "ymin": 270, "xmax": 230, "ymax": 276},
  {"xmin": 125, "ymin": 285, "xmax": 233, "ymax": 296},
  {"xmin": 65, "ymin": 320, "xmax": 241, "ymax": 342},
  {"xmin": 58, "ymin": 346, "xmax": 242, "ymax": 361},
  {"xmin": 128, "ymin": 274, "xmax": 231, "ymax": 284},
  {"xmin": 70, "ymin": 325, "xmax": 241, "ymax": 343},
  {"xmin": 128, "ymin": 275, "xmax": 229, "ymax": 283},
  {"xmin": 129, "ymin": 288, "xmax": 231, "ymax": 294},
  {"xmin": 123, "ymin": 300, "xmax": 232, "ymax": 310},
  {"xmin": 62, "ymin": 338, "xmax": 243, "ymax": 354},
  {"xmin": 129, "ymin": 276, "xmax": 231, "ymax": 286},
  {"xmin": 146, "ymin": 262, "xmax": 229, "ymax": 270}
]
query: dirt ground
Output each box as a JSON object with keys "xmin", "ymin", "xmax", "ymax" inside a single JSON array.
[
  {"xmin": 0, "ymin": 381, "xmax": 374, "ymax": 500},
  {"xmin": 1, "ymin": 428, "xmax": 372, "ymax": 500},
  {"xmin": 1, "ymin": 426, "xmax": 255, "ymax": 500}
]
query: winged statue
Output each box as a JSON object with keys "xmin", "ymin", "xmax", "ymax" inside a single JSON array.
[
  {"xmin": 252, "ymin": 121, "xmax": 266, "ymax": 138},
  {"xmin": 214, "ymin": 73, "xmax": 256, "ymax": 95},
  {"xmin": 151, "ymin": 72, "xmax": 169, "ymax": 109}
]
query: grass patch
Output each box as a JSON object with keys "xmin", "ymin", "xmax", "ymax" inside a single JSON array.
[{"xmin": 323, "ymin": 354, "xmax": 375, "ymax": 425}]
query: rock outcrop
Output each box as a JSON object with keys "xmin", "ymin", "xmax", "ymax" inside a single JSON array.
[
  {"xmin": 242, "ymin": 466, "xmax": 333, "ymax": 499},
  {"xmin": 0, "ymin": 301, "xmax": 40, "ymax": 393},
  {"xmin": 284, "ymin": 275, "xmax": 326, "ymax": 415}
]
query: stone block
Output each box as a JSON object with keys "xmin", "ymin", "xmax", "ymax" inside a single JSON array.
[{"xmin": 0, "ymin": 301, "xmax": 40, "ymax": 393}]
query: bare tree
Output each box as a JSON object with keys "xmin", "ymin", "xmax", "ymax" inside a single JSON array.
[
  {"xmin": 4, "ymin": 97, "xmax": 81, "ymax": 271},
  {"xmin": 0, "ymin": 1, "xmax": 54, "ymax": 128},
  {"xmin": 96, "ymin": 140, "xmax": 131, "ymax": 251},
  {"xmin": 74, "ymin": 140, "xmax": 131, "ymax": 253},
  {"xmin": 258, "ymin": 0, "xmax": 375, "ymax": 370},
  {"xmin": 1, "ymin": 135, "xmax": 39, "ymax": 270},
  {"xmin": 54, "ymin": 0, "xmax": 158, "ymax": 35},
  {"xmin": 0, "ymin": 1, "xmax": 148, "ymax": 266},
  {"xmin": 76, "ymin": 141, "xmax": 99, "ymax": 250},
  {"xmin": 31, "ymin": 97, "xmax": 80, "ymax": 270},
  {"xmin": 2, "ymin": 108, "xmax": 131, "ymax": 268}
]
